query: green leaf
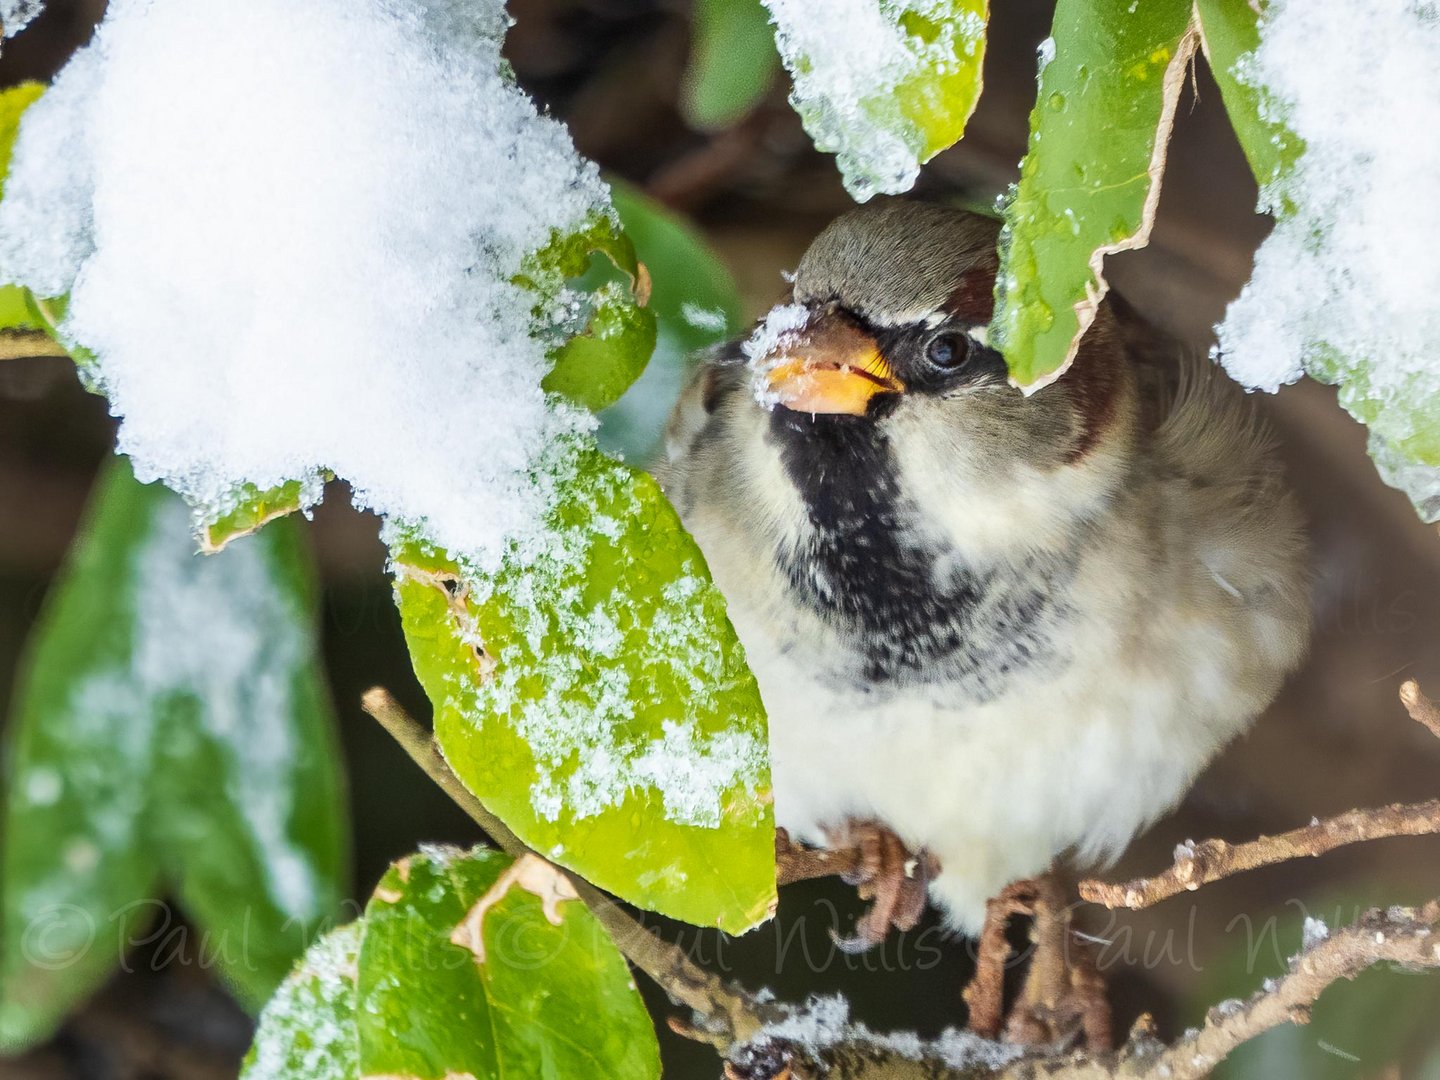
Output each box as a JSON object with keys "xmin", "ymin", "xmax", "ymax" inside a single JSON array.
[
  {"xmin": 598, "ymin": 180, "xmax": 743, "ymax": 464},
  {"xmin": 356, "ymin": 845, "xmax": 660, "ymax": 1080},
  {"xmin": 200, "ymin": 475, "xmax": 329, "ymax": 554},
  {"xmin": 393, "ymin": 439, "xmax": 775, "ymax": 933},
  {"xmin": 991, "ymin": 0, "xmax": 1198, "ymax": 387},
  {"xmin": 0, "ymin": 456, "xmax": 349, "ymax": 1045},
  {"xmin": 683, "ymin": 0, "xmax": 780, "ymax": 130},
  {"xmin": 1194, "ymin": 0, "xmax": 1303, "ymax": 200},
  {"xmin": 242, "ymin": 922, "xmax": 362, "ymax": 1080},
  {"xmin": 767, "ymin": 0, "xmax": 989, "ymax": 199},
  {"xmin": 0, "ymin": 285, "xmax": 39, "ymax": 332},
  {"xmin": 533, "ymin": 214, "xmax": 658, "ymax": 414},
  {"xmin": 0, "ymin": 81, "xmax": 44, "ymax": 194}
]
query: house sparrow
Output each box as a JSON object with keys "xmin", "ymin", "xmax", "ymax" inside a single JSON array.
[{"xmin": 661, "ymin": 199, "xmax": 1309, "ymax": 939}]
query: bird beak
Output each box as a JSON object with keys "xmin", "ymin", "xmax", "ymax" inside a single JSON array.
[{"xmin": 762, "ymin": 312, "xmax": 904, "ymax": 416}]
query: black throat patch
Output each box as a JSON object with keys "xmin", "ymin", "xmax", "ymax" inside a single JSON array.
[{"xmin": 768, "ymin": 408, "xmax": 1068, "ymax": 699}]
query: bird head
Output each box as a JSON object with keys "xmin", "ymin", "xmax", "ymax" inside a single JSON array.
[
  {"xmin": 665, "ymin": 199, "xmax": 1140, "ymax": 571},
  {"xmin": 742, "ymin": 199, "xmax": 1133, "ymax": 494},
  {"xmin": 752, "ymin": 199, "xmax": 1010, "ymax": 420}
]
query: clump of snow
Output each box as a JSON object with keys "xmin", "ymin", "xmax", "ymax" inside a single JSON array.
[
  {"xmin": 1213, "ymin": 0, "xmax": 1440, "ymax": 520},
  {"xmin": 762, "ymin": 0, "xmax": 985, "ymax": 200},
  {"xmin": 680, "ymin": 302, "xmax": 730, "ymax": 334},
  {"xmin": 1036, "ymin": 35, "xmax": 1056, "ymax": 72},
  {"xmin": 0, "ymin": 0, "xmax": 611, "ymax": 575},
  {"xmin": 733, "ymin": 995, "xmax": 1024, "ymax": 1073},
  {"xmin": 1301, "ymin": 915, "xmax": 1330, "ymax": 950},
  {"xmin": 743, "ymin": 301, "xmax": 810, "ymax": 407},
  {"xmin": 0, "ymin": 0, "xmax": 44, "ymax": 38}
]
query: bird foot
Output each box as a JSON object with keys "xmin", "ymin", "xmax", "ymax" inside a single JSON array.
[
  {"xmin": 774, "ymin": 823, "xmax": 937, "ymax": 951},
  {"xmin": 963, "ymin": 873, "xmax": 1113, "ymax": 1053},
  {"xmin": 820, "ymin": 819, "xmax": 938, "ymax": 953}
]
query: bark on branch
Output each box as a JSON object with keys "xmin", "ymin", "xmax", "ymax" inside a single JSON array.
[
  {"xmin": 1081, "ymin": 680, "xmax": 1440, "ymax": 910},
  {"xmin": 1079, "ymin": 798, "xmax": 1440, "ymax": 910},
  {"xmin": 735, "ymin": 902, "xmax": 1440, "ymax": 1080}
]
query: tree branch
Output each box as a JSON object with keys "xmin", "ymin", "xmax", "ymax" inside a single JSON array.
[
  {"xmin": 735, "ymin": 903, "xmax": 1440, "ymax": 1080},
  {"xmin": 1401, "ymin": 678, "xmax": 1440, "ymax": 739},
  {"xmin": 1078, "ymin": 798, "xmax": 1440, "ymax": 910},
  {"xmin": 1081, "ymin": 680, "xmax": 1440, "ymax": 910},
  {"xmin": 360, "ymin": 686, "xmax": 774, "ymax": 1047}
]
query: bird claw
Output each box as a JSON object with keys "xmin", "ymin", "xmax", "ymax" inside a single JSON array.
[{"xmin": 823, "ymin": 819, "xmax": 938, "ymax": 951}]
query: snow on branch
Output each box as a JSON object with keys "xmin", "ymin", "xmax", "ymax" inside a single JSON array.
[{"xmin": 724, "ymin": 903, "xmax": 1440, "ymax": 1080}]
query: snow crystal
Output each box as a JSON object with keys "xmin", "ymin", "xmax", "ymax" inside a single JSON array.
[
  {"xmin": 0, "ymin": 0, "xmax": 610, "ymax": 576},
  {"xmin": 680, "ymin": 302, "xmax": 730, "ymax": 334},
  {"xmin": 737, "ymin": 995, "xmax": 1023, "ymax": 1073},
  {"xmin": 1213, "ymin": 0, "xmax": 1440, "ymax": 518},
  {"xmin": 762, "ymin": 0, "xmax": 985, "ymax": 200},
  {"xmin": 0, "ymin": 0, "xmax": 44, "ymax": 38}
]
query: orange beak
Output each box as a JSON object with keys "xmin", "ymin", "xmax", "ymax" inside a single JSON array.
[{"xmin": 762, "ymin": 312, "xmax": 904, "ymax": 416}]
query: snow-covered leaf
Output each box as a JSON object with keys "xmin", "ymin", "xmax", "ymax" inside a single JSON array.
[
  {"xmin": 991, "ymin": 0, "xmax": 1198, "ymax": 388},
  {"xmin": 393, "ymin": 439, "xmax": 775, "ymax": 934},
  {"xmin": 684, "ymin": 0, "xmax": 780, "ymax": 129},
  {"xmin": 201, "ymin": 476, "xmax": 329, "ymax": 555},
  {"xmin": 599, "ymin": 180, "xmax": 744, "ymax": 464},
  {"xmin": 1207, "ymin": 0, "xmax": 1440, "ymax": 521},
  {"xmin": 532, "ymin": 214, "xmax": 657, "ymax": 415},
  {"xmin": 0, "ymin": 458, "xmax": 348, "ymax": 1047},
  {"xmin": 242, "ymin": 922, "xmax": 362, "ymax": 1080},
  {"xmin": 764, "ymin": 0, "xmax": 989, "ymax": 200},
  {"xmin": 0, "ymin": 0, "xmax": 645, "ymax": 567},
  {"xmin": 356, "ymin": 845, "xmax": 660, "ymax": 1080}
]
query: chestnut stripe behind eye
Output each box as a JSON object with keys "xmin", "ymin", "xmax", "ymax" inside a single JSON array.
[
  {"xmin": 943, "ymin": 267, "xmax": 997, "ymax": 325},
  {"xmin": 1064, "ymin": 328, "xmax": 1126, "ymax": 464}
]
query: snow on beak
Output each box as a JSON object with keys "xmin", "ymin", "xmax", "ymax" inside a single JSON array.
[{"xmin": 755, "ymin": 307, "xmax": 904, "ymax": 416}]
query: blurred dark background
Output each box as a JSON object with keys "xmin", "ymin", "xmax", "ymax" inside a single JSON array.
[{"xmin": 2, "ymin": 1, "xmax": 1439, "ymax": 1077}]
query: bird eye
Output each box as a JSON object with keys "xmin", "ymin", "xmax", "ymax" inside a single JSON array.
[{"xmin": 924, "ymin": 331, "xmax": 969, "ymax": 371}]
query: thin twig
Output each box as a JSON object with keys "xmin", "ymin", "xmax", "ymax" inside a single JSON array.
[
  {"xmin": 0, "ymin": 328, "xmax": 69, "ymax": 362},
  {"xmin": 360, "ymin": 687, "xmax": 772, "ymax": 1047},
  {"xmin": 1079, "ymin": 799, "xmax": 1440, "ymax": 910},
  {"xmin": 1400, "ymin": 679, "xmax": 1440, "ymax": 740},
  {"xmin": 1083, "ymin": 681, "xmax": 1440, "ymax": 910},
  {"xmin": 744, "ymin": 903, "xmax": 1440, "ymax": 1080}
]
